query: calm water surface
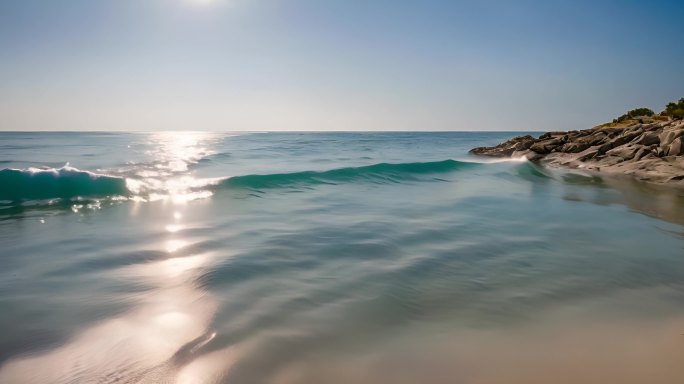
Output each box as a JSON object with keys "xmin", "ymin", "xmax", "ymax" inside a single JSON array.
[{"xmin": 1, "ymin": 132, "xmax": 684, "ymax": 384}]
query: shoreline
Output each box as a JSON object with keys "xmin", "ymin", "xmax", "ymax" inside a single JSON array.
[{"xmin": 470, "ymin": 119, "xmax": 684, "ymax": 188}]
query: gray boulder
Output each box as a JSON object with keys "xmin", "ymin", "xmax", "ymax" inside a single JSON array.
[{"xmin": 469, "ymin": 120, "xmax": 684, "ymax": 186}]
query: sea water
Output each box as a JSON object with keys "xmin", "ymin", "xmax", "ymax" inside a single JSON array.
[{"xmin": 1, "ymin": 131, "xmax": 683, "ymax": 384}]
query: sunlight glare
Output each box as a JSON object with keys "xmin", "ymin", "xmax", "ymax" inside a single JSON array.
[
  {"xmin": 124, "ymin": 132, "xmax": 219, "ymax": 204},
  {"xmin": 166, "ymin": 239, "xmax": 189, "ymax": 253},
  {"xmin": 165, "ymin": 223, "xmax": 185, "ymax": 233},
  {"xmin": 188, "ymin": 0, "xmax": 216, "ymax": 6}
]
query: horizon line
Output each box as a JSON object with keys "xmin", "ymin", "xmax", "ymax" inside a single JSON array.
[{"xmin": 0, "ymin": 130, "xmax": 546, "ymax": 133}]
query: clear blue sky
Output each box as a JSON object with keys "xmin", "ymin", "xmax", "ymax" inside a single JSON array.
[{"xmin": 1, "ymin": 0, "xmax": 683, "ymax": 131}]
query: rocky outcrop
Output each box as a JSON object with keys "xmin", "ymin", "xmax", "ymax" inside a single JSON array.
[
  {"xmin": 469, "ymin": 135, "xmax": 536, "ymax": 157},
  {"xmin": 470, "ymin": 120, "xmax": 684, "ymax": 186}
]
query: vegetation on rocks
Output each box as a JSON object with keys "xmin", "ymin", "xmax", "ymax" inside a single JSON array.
[
  {"xmin": 613, "ymin": 108, "xmax": 654, "ymax": 123},
  {"xmin": 663, "ymin": 98, "xmax": 684, "ymax": 120},
  {"xmin": 599, "ymin": 98, "xmax": 684, "ymax": 128},
  {"xmin": 611, "ymin": 98, "xmax": 684, "ymax": 124}
]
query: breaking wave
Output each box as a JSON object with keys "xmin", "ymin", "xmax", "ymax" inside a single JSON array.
[
  {"xmin": 0, "ymin": 166, "xmax": 129, "ymax": 201},
  {"xmin": 0, "ymin": 160, "xmax": 485, "ymax": 202}
]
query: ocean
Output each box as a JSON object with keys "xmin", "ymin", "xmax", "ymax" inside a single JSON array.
[{"xmin": 1, "ymin": 131, "xmax": 683, "ymax": 384}]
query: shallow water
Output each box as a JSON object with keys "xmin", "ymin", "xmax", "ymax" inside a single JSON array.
[{"xmin": 1, "ymin": 132, "xmax": 684, "ymax": 383}]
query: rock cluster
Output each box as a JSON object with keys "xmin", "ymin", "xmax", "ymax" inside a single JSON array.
[{"xmin": 470, "ymin": 120, "xmax": 684, "ymax": 186}]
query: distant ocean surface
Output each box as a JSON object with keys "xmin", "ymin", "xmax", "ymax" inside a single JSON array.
[{"xmin": 1, "ymin": 131, "xmax": 684, "ymax": 384}]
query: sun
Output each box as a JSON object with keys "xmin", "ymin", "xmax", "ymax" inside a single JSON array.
[{"xmin": 190, "ymin": 0, "xmax": 215, "ymax": 5}]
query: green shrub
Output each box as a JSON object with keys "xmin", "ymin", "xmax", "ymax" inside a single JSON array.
[
  {"xmin": 663, "ymin": 98, "xmax": 684, "ymax": 120},
  {"xmin": 608, "ymin": 98, "xmax": 684, "ymax": 125},
  {"xmin": 614, "ymin": 107, "xmax": 655, "ymax": 123}
]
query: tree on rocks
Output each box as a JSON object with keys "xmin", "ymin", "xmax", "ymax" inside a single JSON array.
[{"xmin": 663, "ymin": 98, "xmax": 684, "ymax": 120}]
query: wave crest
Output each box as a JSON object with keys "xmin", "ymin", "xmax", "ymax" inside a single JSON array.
[
  {"xmin": 0, "ymin": 160, "xmax": 482, "ymax": 202},
  {"xmin": 219, "ymin": 160, "xmax": 480, "ymax": 190},
  {"xmin": 0, "ymin": 166, "xmax": 129, "ymax": 201}
]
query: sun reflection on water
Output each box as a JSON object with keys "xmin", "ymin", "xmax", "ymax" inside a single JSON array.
[
  {"xmin": 124, "ymin": 132, "xmax": 221, "ymax": 204},
  {"xmin": 0, "ymin": 180, "xmax": 227, "ymax": 383},
  {"xmin": 166, "ymin": 223, "xmax": 185, "ymax": 233},
  {"xmin": 165, "ymin": 239, "xmax": 189, "ymax": 253}
]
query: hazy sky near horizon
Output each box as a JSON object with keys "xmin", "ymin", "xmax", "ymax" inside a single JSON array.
[{"xmin": 1, "ymin": 0, "xmax": 683, "ymax": 131}]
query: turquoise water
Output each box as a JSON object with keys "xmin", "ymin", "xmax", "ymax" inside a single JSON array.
[{"xmin": 1, "ymin": 132, "xmax": 684, "ymax": 383}]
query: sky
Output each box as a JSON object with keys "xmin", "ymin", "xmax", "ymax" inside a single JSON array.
[{"xmin": 1, "ymin": 0, "xmax": 683, "ymax": 131}]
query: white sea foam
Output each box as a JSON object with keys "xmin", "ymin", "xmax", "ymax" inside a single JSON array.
[{"xmin": 462, "ymin": 155, "xmax": 529, "ymax": 164}]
